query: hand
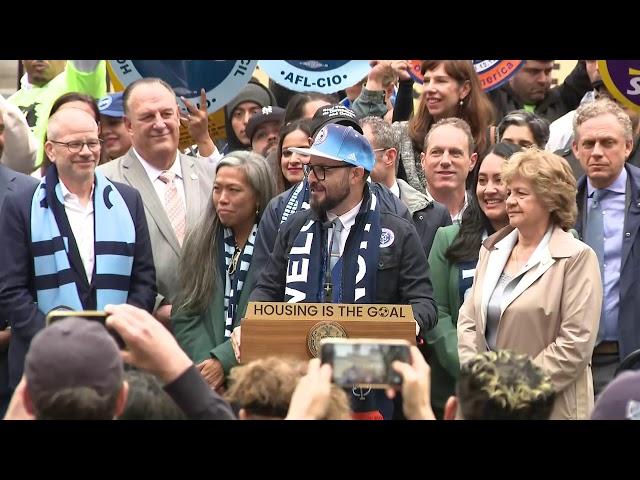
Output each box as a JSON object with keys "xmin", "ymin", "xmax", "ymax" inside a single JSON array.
[
  {"xmin": 105, "ymin": 303, "xmax": 192, "ymax": 384},
  {"xmin": 3, "ymin": 376, "xmax": 34, "ymax": 420},
  {"xmin": 385, "ymin": 346, "xmax": 435, "ymax": 420},
  {"xmin": 230, "ymin": 326, "xmax": 241, "ymax": 362},
  {"xmin": 365, "ymin": 60, "xmax": 392, "ymax": 91},
  {"xmin": 197, "ymin": 358, "xmax": 225, "ymax": 392},
  {"xmin": 180, "ymin": 88, "xmax": 215, "ymax": 157},
  {"xmin": 390, "ymin": 60, "xmax": 411, "ymax": 81},
  {"xmin": 286, "ymin": 358, "xmax": 333, "ymax": 420},
  {"xmin": 153, "ymin": 304, "xmax": 173, "ymax": 329}
]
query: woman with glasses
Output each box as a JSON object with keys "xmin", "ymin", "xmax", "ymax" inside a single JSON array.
[
  {"xmin": 497, "ymin": 109, "xmax": 550, "ymax": 148},
  {"xmin": 172, "ymin": 151, "xmax": 275, "ymax": 392},
  {"xmin": 272, "ymin": 119, "xmax": 312, "ymax": 194},
  {"xmin": 425, "ymin": 142, "xmax": 521, "ymax": 418}
]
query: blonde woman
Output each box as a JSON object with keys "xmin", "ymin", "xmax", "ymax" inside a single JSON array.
[{"xmin": 457, "ymin": 148, "xmax": 602, "ymax": 419}]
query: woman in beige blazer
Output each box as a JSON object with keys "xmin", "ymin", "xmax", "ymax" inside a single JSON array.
[{"xmin": 457, "ymin": 148, "xmax": 602, "ymax": 419}]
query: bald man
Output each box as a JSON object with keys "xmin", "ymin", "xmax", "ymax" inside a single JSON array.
[{"xmin": 0, "ymin": 108, "xmax": 156, "ymax": 393}]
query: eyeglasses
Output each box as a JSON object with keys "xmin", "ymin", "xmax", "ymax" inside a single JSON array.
[
  {"xmin": 303, "ymin": 164, "xmax": 353, "ymax": 181},
  {"xmin": 282, "ymin": 147, "xmax": 311, "ymax": 158},
  {"xmin": 49, "ymin": 139, "xmax": 102, "ymax": 153},
  {"xmin": 373, "ymin": 147, "xmax": 391, "ymax": 154}
]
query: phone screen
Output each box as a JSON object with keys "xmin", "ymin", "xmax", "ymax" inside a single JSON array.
[
  {"xmin": 46, "ymin": 311, "xmax": 126, "ymax": 350},
  {"xmin": 320, "ymin": 340, "xmax": 410, "ymax": 388}
]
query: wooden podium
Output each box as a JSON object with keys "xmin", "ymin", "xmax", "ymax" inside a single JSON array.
[{"xmin": 240, "ymin": 302, "xmax": 417, "ymax": 363}]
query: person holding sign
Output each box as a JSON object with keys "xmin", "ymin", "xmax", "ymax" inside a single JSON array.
[
  {"xmin": 250, "ymin": 123, "xmax": 436, "ymax": 419},
  {"xmin": 172, "ymin": 151, "xmax": 275, "ymax": 392}
]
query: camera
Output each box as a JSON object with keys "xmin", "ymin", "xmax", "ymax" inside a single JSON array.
[
  {"xmin": 46, "ymin": 310, "xmax": 126, "ymax": 350},
  {"xmin": 320, "ymin": 338, "xmax": 410, "ymax": 388}
]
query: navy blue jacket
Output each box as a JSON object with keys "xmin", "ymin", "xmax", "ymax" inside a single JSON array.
[
  {"xmin": 575, "ymin": 164, "xmax": 640, "ymax": 360},
  {"xmin": 252, "ymin": 181, "xmax": 414, "ymax": 286},
  {"xmin": 0, "ymin": 177, "xmax": 156, "ymax": 389},
  {"xmin": 0, "ymin": 166, "xmax": 39, "ymax": 406}
]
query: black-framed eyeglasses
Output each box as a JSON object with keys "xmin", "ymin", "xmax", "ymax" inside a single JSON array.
[
  {"xmin": 49, "ymin": 139, "xmax": 102, "ymax": 153},
  {"xmin": 303, "ymin": 164, "xmax": 353, "ymax": 181}
]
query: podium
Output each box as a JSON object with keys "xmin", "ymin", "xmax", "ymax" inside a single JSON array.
[{"xmin": 240, "ymin": 302, "xmax": 417, "ymax": 363}]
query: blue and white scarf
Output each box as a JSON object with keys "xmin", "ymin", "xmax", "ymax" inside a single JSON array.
[
  {"xmin": 222, "ymin": 224, "xmax": 257, "ymax": 337},
  {"xmin": 280, "ymin": 179, "xmax": 310, "ymax": 225},
  {"xmin": 285, "ymin": 186, "xmax": 381, "ymax": 304},
  {"xmin": 30, "ymin": 166, "xmax": 136, "ymax": 314}
]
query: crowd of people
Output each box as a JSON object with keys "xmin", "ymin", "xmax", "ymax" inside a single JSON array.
[{"xmin": 1, "ymin": 59, "xmax": 639, "ymax": 421}]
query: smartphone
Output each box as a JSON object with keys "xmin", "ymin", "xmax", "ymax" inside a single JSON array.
[
  {"xmin": 320, "ymin": 338, "xmax": 410, "ymax": 389},
  {"xmin": 46, "ymin": 310, "xmax": 126, "ymax": 350}
]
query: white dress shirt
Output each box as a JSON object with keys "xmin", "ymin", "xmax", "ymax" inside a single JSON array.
[
  {"xmin": 133, "ymin": 148, "xmax": 186, "ymax": 207},
  {"xmin": 59, "ymin": 180, "xmax": 95, "ymax": 283},
  {"xmin": 326, "ymin": 200, "xmax": 363, "ymax": 256}
]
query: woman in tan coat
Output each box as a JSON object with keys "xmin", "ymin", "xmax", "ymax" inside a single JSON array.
[{"xmin": 457, "ymin": 148, "xmax": 602, "ymax": 419}]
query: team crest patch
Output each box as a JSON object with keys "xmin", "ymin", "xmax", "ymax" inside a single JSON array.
[
  {"xmin": 315, "ymin": 126, "xmax": 328, "ymax": 144},
  {"xmin": 379, "ymin": 228, "xmax": 394, "ymax": 248}
]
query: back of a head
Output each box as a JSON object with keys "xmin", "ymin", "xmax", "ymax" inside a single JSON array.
[
  {"xmin": 25, "ymin": 317, "xmax": 124, "ymax": 420},
  {"xmin": 457, "ymin": 350, "xmax": 555, "ymax": 420},
  {"xmin": 225, "ymin": 357, "xmax": 303, "ymax": 419},
  {"xmin": 591, "ymin": 370, "xmax": 640, "ymax": 420},
  {"xmin": 120, "ymin": 370, "xmax": 186, "ymax": 420}
]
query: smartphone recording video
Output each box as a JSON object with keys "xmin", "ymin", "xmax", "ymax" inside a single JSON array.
[
  {"xmin": 46, "ymin": 310, "xmax": 126, "ymax": 350},
  {"xmin": 320, "ymin": 338, "xmax": 410, "ymax": 389}
]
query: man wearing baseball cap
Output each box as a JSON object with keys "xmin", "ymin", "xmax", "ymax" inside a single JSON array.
[
  {"xmin": 21, "ymin": 317, "xmax": 129, "ymax": 420},
  {"xmin": 250, "ymin": 123, "xmax": 437, "ymax": 420},
  {"xmin": 251, "ymin": 104, "xmax": 412, "ymax": 277},
  {"xmin": 245, "ymin": 105, "xmax": 285, "ymax": 158},
  {"xmin": 97, "ymin": 92, "xmax": 131, "ymax": 164}
]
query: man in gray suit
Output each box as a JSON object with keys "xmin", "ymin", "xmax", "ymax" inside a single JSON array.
[
  {"xmin": 0, "ymin": 106, "xmax": 39, "ymax": 416},
  {"xmin": 99, "ymin": 78, "xmax": 214, "ymax": 327}
]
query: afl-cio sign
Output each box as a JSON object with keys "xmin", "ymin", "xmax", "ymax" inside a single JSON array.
[
  {"xmin": 473, "ymin": 60, "xmax": 524, "ymax": 92},
  {"xmin": 108, "ymin": 60, "xmax": 259, "ymax": 114},
  {"xmin": 259, "ymin": 60, "xmax": 371, "ymax": 94},
  {"xmin": 599, "ymin": 60, "xmax": 640, "ymax": 112}
]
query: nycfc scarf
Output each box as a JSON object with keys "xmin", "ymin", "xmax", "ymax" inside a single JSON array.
[
  {"xmin": 222, "ymin": 224, "xmax": 257, "ymax": 337},
  {"xmin": 285, "ymin": 188, "xmax": 381, "ymax": 304},
  {"xmin": 31, "ymin": 166, "xmax": 136, "ymax": 314},
  {"xmin": 280, "ymin": 179, "xmax": 310, "ymax": 224}
]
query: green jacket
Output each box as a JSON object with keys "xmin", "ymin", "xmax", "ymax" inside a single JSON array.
[
  {"xmin": 172, "ymin": 268, "xmax": 255, "ymax": 377},
  {"xmin": 426, "ymin": 224, "xmax": 465, "ymax": 410}
]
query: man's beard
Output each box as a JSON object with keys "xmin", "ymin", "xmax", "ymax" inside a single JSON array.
[{"xmin": 310, "ymin": 177, "xmax": 350, "ymax": 215}]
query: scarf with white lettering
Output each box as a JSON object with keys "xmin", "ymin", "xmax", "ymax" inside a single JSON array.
[{"xmin": 285, "ymin": 185, "xmax": 380, "ymax": 304}]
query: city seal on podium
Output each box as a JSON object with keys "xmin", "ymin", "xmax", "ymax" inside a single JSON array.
[{"xmin": 307, "ymin": 321, "xmax": 348, "ymax": 358}]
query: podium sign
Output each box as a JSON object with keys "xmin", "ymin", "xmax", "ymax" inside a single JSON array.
[{"xmin": 241, "ymin": 302, "xmax": 416, "ymax": 363}]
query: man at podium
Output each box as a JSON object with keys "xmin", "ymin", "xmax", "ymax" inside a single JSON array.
[{"xmin": 250, "ymin": 123, "xmax": 437, "ymax": 419}]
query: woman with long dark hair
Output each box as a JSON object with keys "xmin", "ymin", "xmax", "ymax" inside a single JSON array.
[
  {"xmin": 172, "ymin": 151, "xmax": 275, "ymax": 392},
  {"xmin": 424, "ymin": 142, "xmax": 521, "ymax": 418}
]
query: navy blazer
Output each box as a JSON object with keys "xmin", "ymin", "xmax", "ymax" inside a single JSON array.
[
  {"xmin": 0, "ymin": 176, "xmax": 157, "ymax": 389},
  {"xmin": 0, "ymin": 166, "xmax": 39, "ymax": 400},
  {"xmin": 575, "ymin": 163, "xmax": 640, "ymax": 360}
]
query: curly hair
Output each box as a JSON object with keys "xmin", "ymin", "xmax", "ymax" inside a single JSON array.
[
  {"xmin": 501, "ymin": 147, "xmax": 577, "ymax": 230},
  {"xmin": 224, "ymin": 357, "xmax": 352, "ymax": 420},
  {"xmin": 573, "ymin": 98, "xmax": 634, "ymax": 142},
  {"xmin": 457, "ymin": 350, "xmax": 555, "ymax": 420}
]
